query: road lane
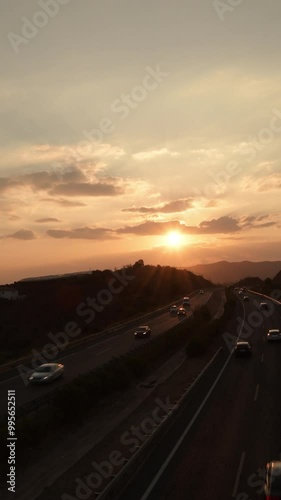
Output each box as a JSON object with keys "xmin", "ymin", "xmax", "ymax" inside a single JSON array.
[
  {"xmin": 0, "ymin": 291, "xmax": 214, "ymax": 417},
  {"xmin": 118, "ymin": 293, "xmax": 281, "ymax": 500}
]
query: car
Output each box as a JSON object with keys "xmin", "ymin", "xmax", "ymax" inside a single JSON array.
[
  {"xmin": 234, "ymin": 341, "xmax": 252, "ymax": 357},
  {"xmin": 199, "ymin": 290, "xmax": 204, "ymax": 295},
  {"xmin": 170, "ymin": 305, "xmax": 178, "ymax": 315},
  {"xmin": 28, "ymin": 363, "xmax": 64, "ymax": 384},
  {"xmin": 260, "ymin": 302, "xmax": 269, "ymax": 310},
  {"xmin": 177, "ymin": 307, "xmax": 186, "ymax": 316},
  {"xmin": 243, "ymin": 295, "xmax": 249, "ymax": 302},
  {"xmin": 183, "ymin": 297, "xmax": 190, "ymax": 306},
  {"xmin": 234, "ymin": 287, "xmax": 239, "ymax": 291},
  {"xmin": 264, "ymin": 461, "xmax": 281, "ymax": 499},
  {"xmin": 134, "ymin": 325, "xmax": 151, "ymax": 338},
  {"xmin": 267, "ymin": 329, "xmax": 281, "ymax": 341},
  {"xmin": 238, "ymin": 290, "xmax": 243, "ymax": 295}
]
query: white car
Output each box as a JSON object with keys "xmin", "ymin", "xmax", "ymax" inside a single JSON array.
[
  {"xmin": 267, "ymin": 329, "xmax": 281, "ymax": 341},
  {"xmin": 29, "ymin": 363, "xmax": 64, "ymax": 384}
]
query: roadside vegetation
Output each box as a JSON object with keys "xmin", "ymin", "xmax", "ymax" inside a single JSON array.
[
  {"xmin": 0, "ymin": 262, "xmax": 212, "ymax": 362},
  {"xmin": 0, "ymin": 288, "xmax": 236, "ymax": 467}
]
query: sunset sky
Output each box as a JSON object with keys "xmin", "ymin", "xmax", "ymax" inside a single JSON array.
[{"xmin": 1, "ymin": 0, "xmax": 281, "ymax": 284}]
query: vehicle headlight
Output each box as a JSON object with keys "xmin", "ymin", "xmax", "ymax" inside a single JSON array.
[{"xmin": 43, "ymin": 376, "xmax": 48, "ymax": 380}]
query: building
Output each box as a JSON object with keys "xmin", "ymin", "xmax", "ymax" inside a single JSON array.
[{"xmin": 0, "ymin": 287, "xmax": 20, "ymax": 300}]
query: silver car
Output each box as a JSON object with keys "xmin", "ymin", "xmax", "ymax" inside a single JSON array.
[
  {"xmin": 29, "ymin": 363, "xmax": 64, "ymax": 384},
  {"xmin": 267, "ymin": 329, "xmax": 281, "ymax": 341}
]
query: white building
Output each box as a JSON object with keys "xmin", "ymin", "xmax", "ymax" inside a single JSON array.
[{"xmin": 0, "ymin": 287, "xmax": 19, "ymax": 300}]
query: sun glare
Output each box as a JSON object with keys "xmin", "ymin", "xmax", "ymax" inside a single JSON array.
[{"xmin": 166, "ymin": 231, "xmax": 183, "ymax": 248}]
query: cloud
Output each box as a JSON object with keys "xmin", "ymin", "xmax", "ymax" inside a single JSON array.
[
  {"xmin": 49, "ymin": 181, "xmax": 124, "ymax": 197},
  {"xmin": 242, "ymin": 173, "xmax": 281, "ymax": 192},
  {"xmin": 47, "ymin": 226, "xmax": 118, "ymax": 240},
  {"xmin": 132, "ymin": 148, "xmax": 179, "ymax": 161},
  {"xmin": 6, "ymin": 230, "xmax": 36, "ymax": 240},
  {"xmin": 117, "ymin": 216, "xmax": 241, "ymax": 236},
  {"xmin": 42, "ymin": 198, "xmax": 87, "ymax": 207},
  {"xmin": 20, "ymin": 143, "xmax": 125, "ymax": 165},
  {"xmin": 240, "ymin": 213, "xmax": 278, "ymax": 229},
  {"xmin": 197, "ymin": 216, "xmax": 240, "ymax": 234},
  {"xmin": 0, "ymin": 166, "xmax": 126, "ymax": 198},
  {"xmin": 35, "ymin": 218, "xmax": 61, "ymax": 223},
  {"xmin": 122, "ymin": 198, "xmax": 194, "ymax": 214}
]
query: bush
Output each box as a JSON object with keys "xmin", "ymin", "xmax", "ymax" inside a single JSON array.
[{"xmin": 186, "ymin": 336, "xmax": 208, "ymax": 357}]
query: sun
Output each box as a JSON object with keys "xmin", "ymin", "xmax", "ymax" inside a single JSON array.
[{"xmin": 165, "ymin": 231, "xmax": 183, "ymax": 248}]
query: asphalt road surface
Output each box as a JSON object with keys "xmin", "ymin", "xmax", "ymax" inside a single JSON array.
[
  {"xmin": 0, "ymin": 290, "xmax": 213, "ymax": 418},
  {"xmin": 118, "ymin": 292, "xmax": 281, "ymax": 500}
]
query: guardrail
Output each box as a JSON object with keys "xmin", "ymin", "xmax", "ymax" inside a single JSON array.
[
  {"xmin": 0, "ymin": 295, "xmax": 204, "ymax": 426},
  {"xmin": 96, "ymin": 347, "xmax": 223, "ymax": 500},
  {"xmin": 0, "ymin": 290, "xmax": 202, "ymax": 373},
  {"xmin": 248, "ymin": 289, "xmax": 281, "ymax": 306}
]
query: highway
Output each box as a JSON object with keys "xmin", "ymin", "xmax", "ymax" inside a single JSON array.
[
  {"xmin": 118, "ymin": 291, "xmax": 281, "ymax": 500},
  {"xmin": 0, "ymin": 290, "xmax": 213, "ymax": 418}
]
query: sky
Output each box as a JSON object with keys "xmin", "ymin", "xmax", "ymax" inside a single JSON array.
[{"xmin": 1, "ymin": 0, "xmax": 281, "ymax": 284}]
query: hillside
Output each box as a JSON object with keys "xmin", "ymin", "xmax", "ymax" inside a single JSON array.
[
  {"xmin": 0, "ymin": 263, "xmax": 212, "ymax": 360},
  {"xmin": 186, "ymin": 261, "xmax": 281, "ymax": 284}
]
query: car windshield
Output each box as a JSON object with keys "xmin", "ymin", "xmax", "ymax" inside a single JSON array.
[{"xmin": 35, "ymin": 366, "xmax": 53, "ymax": 373}]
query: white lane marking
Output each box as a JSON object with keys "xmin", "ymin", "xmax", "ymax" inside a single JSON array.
[
  {"xmin": 261, "ymin": 353, "xmax": 264, "ymax": 363},
  {"xmin": 232, "ymin": 451, "xmax": 246, "ymax": 498},
  {"xmin": 96, "ymin": 348, "xmax": 112, "ymax": 356},
  {"xmin": 140, "ymin": 345, "xmax": 238, "ymax": 499},
  {"xmin": 254, "ymin": 384, "xmax": 259, "ymax": 402}
]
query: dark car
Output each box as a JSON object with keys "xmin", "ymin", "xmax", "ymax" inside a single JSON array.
[
  {"xmin": 177, "ymin": 307, "xmax": 186, "ymax": 317},
  {"xmin": 170, "ymin": 305, "xmax": 178, "ymax": 315},
  {"xmin": 243, "ymin": 295, "xmax": 249, "ymax": 302},
  {"xmin": 264, "ymin": 461, "xmax": 281, "ymax": 499},
  {"xmin": 182, "ymin": 297, "xmax": 190, "ymax": 307},
  {"xmin": 235, "ymin": 341, "xmax": 252, "ymax": 357},
  {"xmin": 134, "ymin": 326, "xmax": 151, "ymax": 338},
  {"xmin": 260, "ymin": 302, "xmax": 269, "ymax": 311},
  {"xmin": 267, "ymin": 329, "xmax": 281, "ymax": 342}
]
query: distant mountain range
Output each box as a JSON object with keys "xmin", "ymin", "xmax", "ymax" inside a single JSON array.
[{"xmin": 186, "ymin": 261, "xmax": 281, "ymax": 284}]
